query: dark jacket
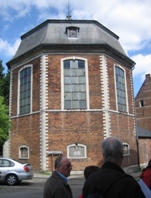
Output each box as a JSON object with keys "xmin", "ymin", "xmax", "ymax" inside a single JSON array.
[
  {"xmin": 43, "ymin": 171, "xmax": 73, "ymax": 198},
  {"xmin": 83, "ymin": 162, "xmax": 145, "ymax": 198}
]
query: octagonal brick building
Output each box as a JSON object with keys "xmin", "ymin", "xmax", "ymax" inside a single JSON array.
[{"xmin": 7, "ymin": 19, "xmax": 137, "ymax": 172}]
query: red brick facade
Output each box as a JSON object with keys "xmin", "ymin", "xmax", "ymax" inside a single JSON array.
[
  {"xmin": 8, "ymin": 53, "xmax": 137, "ymax": 171},
  {"xmin": 7, "ymin": 20, "xmax": 138, "ymax": 172},
  {"xmin": 135, "ymin": 74, "xmax": 151, "ymax": 164}
]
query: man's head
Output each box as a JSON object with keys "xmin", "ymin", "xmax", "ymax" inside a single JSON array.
[
  {"xmin": 84, "ymin": 165, "xmax": 100, "ymax": 180},
  {"xmin": 55, "ymin": 156, "xmax": 72, "ymax": 177},
  {"xmin": 101, "ymin": 136, "xmax": 123, "ymax": 166}
]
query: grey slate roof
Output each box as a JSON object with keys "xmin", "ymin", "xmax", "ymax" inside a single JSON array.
[
  {"xmin": 12, "ymin": 19, "xmax": 127, "ymax": 59},
  {"xmin": 137, "ymin": 126, "xmax": 151, "ymax": 138}
]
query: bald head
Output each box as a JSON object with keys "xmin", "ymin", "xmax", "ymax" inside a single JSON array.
[{"xmin": 55, "ymin": 156, "xmax": 72, "ymax": 177}]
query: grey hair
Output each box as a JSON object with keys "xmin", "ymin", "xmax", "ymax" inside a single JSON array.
[
  {"xmin": 54, "ymin": 156, "xmax": 63, "ymax": 169},
  {"xmin": 101, "ymin": 136, "xmax": 123, "ymax": 163}
]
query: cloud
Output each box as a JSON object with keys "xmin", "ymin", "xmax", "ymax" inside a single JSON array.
[
  {"xmin": 0, "ymin": 0, "xmax": 151, "ymax": 60},
  {"xmin": 0, "ymin": 38, "xmax": 21, "ymax": 57},
  {"xmin": 132, "ymin": 54, "xmax": 151, "ymax": 82}
]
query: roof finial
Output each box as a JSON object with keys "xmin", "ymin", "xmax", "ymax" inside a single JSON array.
[{"xmin": 66, "ymin": 0, "xmax": 72, "ymax": 20}]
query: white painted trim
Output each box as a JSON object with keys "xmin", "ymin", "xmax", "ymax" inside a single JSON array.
[
  {"xmin": 19, "ymin": 145, "xmax": 29, "ymax": 159},
  {"xmin": 39, "ymin": 55, "xmax": 49, "ymax": 171},
  {"xmin": 114, "ymin": 65, "xmax": 129, "ymax": 113},
  {"xmin": 100, "ymin": 54, "xmax": 111, "ymax": 138}
]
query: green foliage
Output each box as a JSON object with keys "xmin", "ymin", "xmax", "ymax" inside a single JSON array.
[
  {"xmin": 0, "ymin": 60, "xmax": 10, "ymax": 105},
  {"xmin": 0, "ymin": 96, "xmax": 11, "ymax": 145},
  {"xmin": 0, "ymin": 60, "xmax": 10, "ymax": 149}
]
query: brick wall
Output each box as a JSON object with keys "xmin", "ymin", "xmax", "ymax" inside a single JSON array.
[{"xmin": 9, "ymin": 53, "xmax": 137, "ymax": 171}]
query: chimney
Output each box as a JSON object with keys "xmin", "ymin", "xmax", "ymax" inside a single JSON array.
[{"xmin": 145, "ymin": 73, "xmax": 151, "ymax": 80}]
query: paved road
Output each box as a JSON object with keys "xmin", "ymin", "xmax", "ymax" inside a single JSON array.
[
  {"xmin": 0, "ymin": 172, "xmax": 140, "ymax": 198},
  {"xmin": 0, "ymin": 177, "xmax": 84, "ymax": 198}
]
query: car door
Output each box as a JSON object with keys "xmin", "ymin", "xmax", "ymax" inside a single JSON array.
[{"xmin": 0, "ymin": 159, "xmax": 14, "ymax": 181}]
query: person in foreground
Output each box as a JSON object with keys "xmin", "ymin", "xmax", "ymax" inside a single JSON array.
[
  {"xmin": 78, "ymin": 165, "xmax": 100, "ymax": 198},
  {"xmin": 140, "ymin": 159, "xmax": 151, "ymax": 189},
  {"xmin": 43, "ymin": 156, "xmax": 73, "ymax": 198},
  {"xmin": 138, "ymin": 159, "xmax": 151, "ymax": 198},
  {"xmin": 82, "ymin": 136, "xmax": 146, "ymax": 198}
]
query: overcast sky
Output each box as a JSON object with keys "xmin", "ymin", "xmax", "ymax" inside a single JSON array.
[{"xmin": 0, "ymin": 0, "xmax": 151, "ymax": 96}]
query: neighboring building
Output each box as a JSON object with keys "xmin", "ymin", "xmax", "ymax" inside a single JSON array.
[
  {"xmin": 135, "ymin": 74, "xmax": 151, "ymax": 165},
  {"xmin": 6, "ymin": 19, "xmax": 137, "ymax": 172}
]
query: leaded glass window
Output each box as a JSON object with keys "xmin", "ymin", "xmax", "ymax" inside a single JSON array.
[
  {"xmin": 64, "ymin": 60, "xmax": 87, "ymax": 109},
  {"xmin": 115, "ymin": 66, "xmax": 127, "ymax": 112},
  {"xmin": 19, "ymin": 67, "xmax": 31, "ymax": 114}
]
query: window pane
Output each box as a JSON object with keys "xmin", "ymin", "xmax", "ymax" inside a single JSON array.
[
  {"xmin": 79, "ymin": 93, "xmax": 86, "ymax": 100},
  {"xmin": 64, "ymin": 60, "xmax": 70, "ymax": 69},
  {"xmin": 72, "ymin": 93, "xmax": 79, "ymax": 100},
  {"xmin": 71, "ymin": 77, "xmax": 79, "ymax": 84},
  {"xmin": 79, "ymin": 76, "xmax": 85, "ymax": 83},
  {"xmin": 65, "ymin": 93, "xmax": 72, "ymax": 100},
  {"xmin": 72, "ymin": 85, "xmax": 79, "ymax": 92},
  {"xmin": 72, "ymin": 101, "xmax": 79, "ymax": 108},
  {"xmin": 64, "ymin": 85, "xmax": 72, "ymax": 92},
  {"xmin": 64, "ymin": 77, "xmax": 71, "ymax": 84},
  {"xmin": 64, "ymin": 101, "xmax": 71, "ymax": 109},
  {"xmin": 80, "ymin": 100, "xmax": 86, "ymax": 108}
]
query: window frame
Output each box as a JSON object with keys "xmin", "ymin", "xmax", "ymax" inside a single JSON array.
[
  {"xmin": 18, "ymin": 65, "xmax": 33, "ymax": 115},
  {"xmin": 139, "ymin": 100, "xmax": 144, "ymax": 107},
  {"xmin": 66, "ymin": 26, "xmax": 79, "ymax": 39},
  {"xmin": 67, "ymin": 143, "xmax": 87, "ymax": 159},
  {"xmin": 123, "ymin": 142, "xmax": 130, "ymax": 156},
  {"xmin": 114, "ymin": 65, "xmax": 128, "ymax": 113},
  {"xmin": 61, "ymin": 57, "xmax": 89, "ymax": 110},
  {"xmin": 19, "ymin": 145, "xmax": 29, "ymax": 159}
]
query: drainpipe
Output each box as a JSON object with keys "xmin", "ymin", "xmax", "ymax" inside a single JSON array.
[{"xmin": 132, "ymin": 67, "xmax": 141, "ymax": 170}]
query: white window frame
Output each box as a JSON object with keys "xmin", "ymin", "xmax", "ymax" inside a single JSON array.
[
  {"xmin": 61, "ymin": 57, "xmax": 89, "ymax": 110},
  {"xmin": 19, "ymin": 145, "xmax": 29, "ymax": 159},
  {"xmin": 114, "ymin": 65, "xmax": 129, "ymax": 113},
  {"xmin": 123, "ymin": 142, "xmax": 130, "ymax": 156},
  {"xmin": 18, "ymin": 65, "xmax": 33, "ymax": 115},
  {"xmin": 67, "ymin": 143, "xmax": 87, "ymax": 159}
]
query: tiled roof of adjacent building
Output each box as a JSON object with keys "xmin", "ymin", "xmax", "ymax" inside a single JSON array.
[{"xmin": 137, "ymin": 126, "xmax": 151, "ymax": 138}]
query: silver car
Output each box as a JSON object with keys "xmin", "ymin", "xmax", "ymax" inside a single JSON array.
[{"xmin": 0, "ymin": 158, "xmax": 33, "ymax": 185}]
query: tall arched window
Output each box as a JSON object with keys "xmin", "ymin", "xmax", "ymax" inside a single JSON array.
[
  {"xmin": 115, "ymin": 66, "xmax": 127, "ymax": 112},
  {"xmin": 19, "ymin": 66, "xmax": 32, "ymax": 114},
  {"xmin": 62, "ymin": 58, "xmax": 89, "ymax": 110}
]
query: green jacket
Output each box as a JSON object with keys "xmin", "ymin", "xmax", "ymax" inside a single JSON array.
[{"xmin": 43, "ymin": 171, "xmax": 73, "ymax": 198}]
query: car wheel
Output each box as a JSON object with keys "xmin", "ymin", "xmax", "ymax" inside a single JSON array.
[{"xmin": 6, "ymin": 174, "xmax": 18, "ymax": 185}]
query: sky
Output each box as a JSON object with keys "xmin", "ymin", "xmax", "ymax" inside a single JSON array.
[{"xmin": 0, "ymin": 0, "xmax": 151, "ymax": 96}]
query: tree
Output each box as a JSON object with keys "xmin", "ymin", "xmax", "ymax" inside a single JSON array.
[
  {"xmin": 0, "ymin": 60, "xmax": 10, "ymax": 155},
  {"xmin": 0, "ymin": 60, "xmax": 10, "ymax": 105},
  {"xmin": 0, "ymin": 96, "xmax": 11, "ymax": 150}
]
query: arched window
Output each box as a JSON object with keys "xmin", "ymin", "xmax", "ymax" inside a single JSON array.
[
  {"xmin": 123, "ymin": 142, "xmax": 130, "ymax": 156},
  {"xmin": 18, "ymin": 66, "xmax": 32, "ymax": 115},
  {"xmin": 19, "ymin": 145, "xmax": 29, "ymax": 159},
  {"xmin": 61, "ymin": 57, "xmax": 89, "ymax": 110},
  {"xmin": 115, "ymin": 66, "xmax": 127, "ymax": 112},
  {"xmin": 67, "ymin": 143, "xmax": 87, "ymax": 159}
]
